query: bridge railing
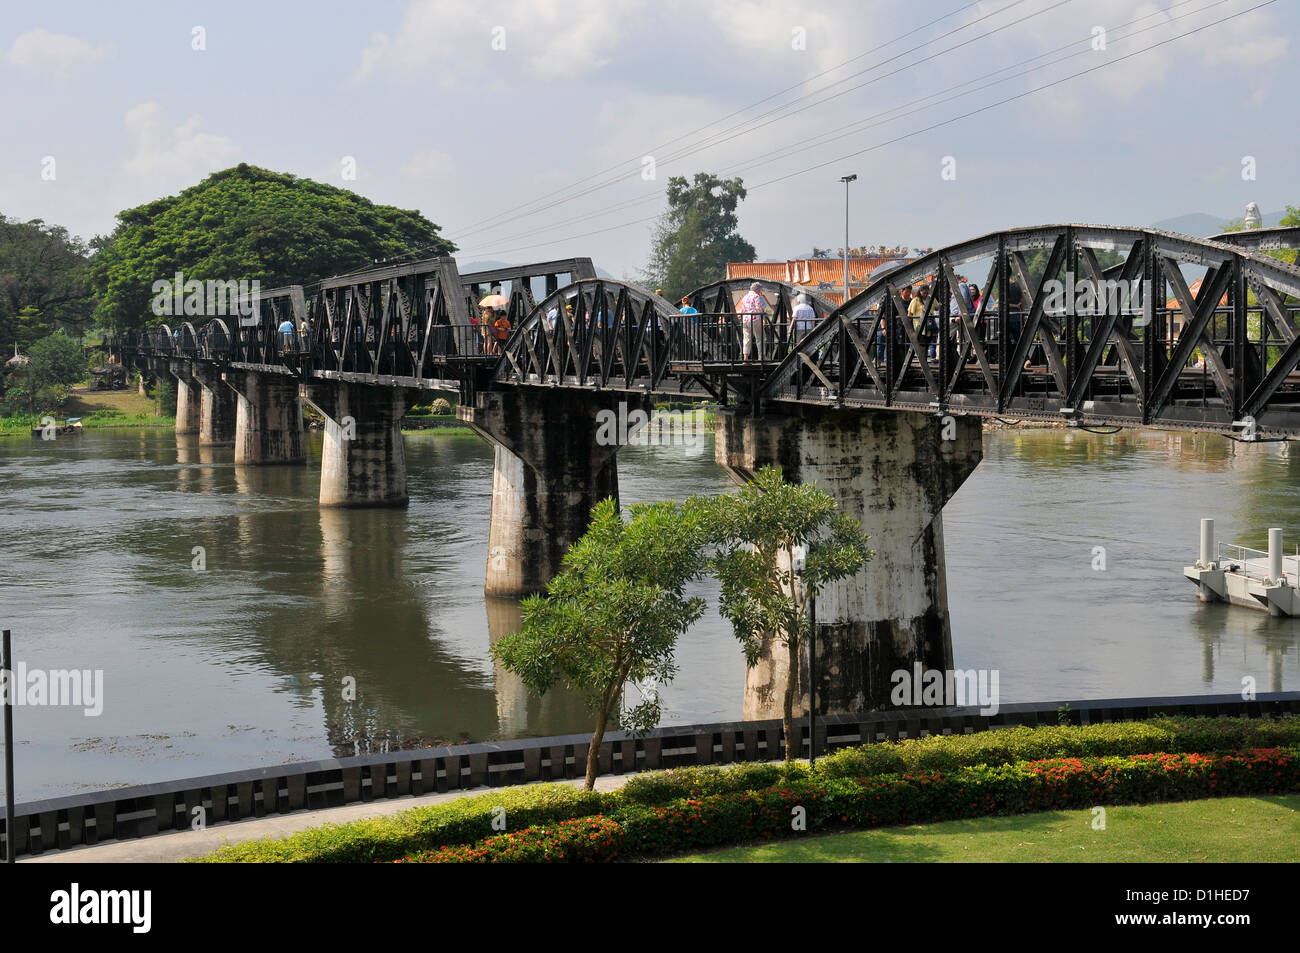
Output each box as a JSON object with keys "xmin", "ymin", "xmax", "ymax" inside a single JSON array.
[
  {"xmin": 312, "ymin": 322, "xmax": 496, "ymax": 370},
  {"xmin": 1215, "ymin": 541, "xmax": 1300, "ymax": 583},
  {"xmin": 664, "ymin": 312, "xmax": 824, "ymax": 364},
  {"xmin": 834, "ymin": 299, "xmax": 1300, "ymax": 376}
]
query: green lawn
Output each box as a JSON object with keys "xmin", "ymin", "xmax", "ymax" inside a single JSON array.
[{"xmin": 668, "ymin": 796, "xmax": 1300, "ymax": 863}]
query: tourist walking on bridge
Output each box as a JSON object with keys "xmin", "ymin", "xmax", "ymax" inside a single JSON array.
[
  {"xmin": 792, "ymin": 293, "xmax": 816, "ymax": 338},
  {"xmin": 739, "ymin": 282, "xmax": 769, "ymax": 361},
  {"xmin": 277, "ymin": 316, "xmax": 296, "ymax": 354},
  {"xmin": 489, "ymin": 310, "xmax": 511, "ymax": 355},
  {"xmin": 910, "ymin": 284, "xmax": 929, "ymax": 357}
]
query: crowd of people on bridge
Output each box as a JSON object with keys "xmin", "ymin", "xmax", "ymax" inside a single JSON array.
[{"xmin": 869, "ymin": 273, "xmax": 1032, "ymax": 366}]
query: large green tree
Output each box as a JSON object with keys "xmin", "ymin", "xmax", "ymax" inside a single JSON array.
[
  {"xmin": 644, "ymin": 173, "xmax": 756, "ymax": 300},
  {"xmin": 491, "ymin": 497, "xmax": 713, "ymax": 789},
  {"xmin": 28, "ymin": 331, "xmax": 86, "ymax": 391},
  {"xmin": 89, "ymin": 164, "xmax": 456, "ymax": 331},
  {"xmin": 0, "ymin": 217, "xmax": 93, "ymax": 355}
]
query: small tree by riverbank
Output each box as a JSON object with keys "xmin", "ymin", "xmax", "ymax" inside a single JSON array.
[
  {"xmin": 491, "ymin": 497, "xmax": 713, "ymax": 790},
  {"xmin": 708, "ymin": 466, "xmax": 871, "ymax": 763}
]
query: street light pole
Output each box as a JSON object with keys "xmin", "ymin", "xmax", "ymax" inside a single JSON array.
[
  {"xmin": 808, "ymin": 591, "xmax": 817, "ymax": 766},
  {"xmin": 840, "ymin": 174, "xmax": 857, "ymax": 303},
  {"xmin": 2, "ymin": 629, "xmax": 13, "ymax": 864}
]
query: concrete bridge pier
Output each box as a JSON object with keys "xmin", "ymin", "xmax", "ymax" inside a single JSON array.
[
  {"xmin": 459, "ymin": 388, "xmax": 645, "ymax": 597},
  {"xmin": 223, "ymin": 368, "xmax": 306, "ymax": 466},
  {"xmin": 169, "ymin": 359, "xmax": 199, "ymax": 436},
  {"xmin": 302, "ymin": 379, "xmax": 417, "ymax": 507},
  {"xmin": 189, "ymin": 363, "xmax": 237, "ymax": 446},
  {"xmin": 715, "ymin": 404, "xmax": 983, "ymax": 716}
]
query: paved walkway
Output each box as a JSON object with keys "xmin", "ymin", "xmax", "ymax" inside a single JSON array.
[{"xmin": 23, "ymin": 775, "xmax": 632, "ymax": 864}]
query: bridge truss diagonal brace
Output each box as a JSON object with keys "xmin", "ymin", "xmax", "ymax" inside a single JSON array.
[
  {"xmin": 714, "ymin": 403, "xmax": 983, "ymax": 715},
  {"xmin": 458, "ymin": 387, "xmax": 648, "ymax": 597}
]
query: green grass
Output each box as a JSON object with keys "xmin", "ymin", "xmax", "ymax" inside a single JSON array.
[
  {"xmin": 668, "ymin": 795, "xmax": 1300, "ymax": 863},
  {"xmin": 0, "ymin": 387, "xmax": 174, "ymax": 433}
]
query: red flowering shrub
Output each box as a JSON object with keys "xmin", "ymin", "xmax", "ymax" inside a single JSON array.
[
  {"xmin": 399, "ymin": 815, "xmax": 625, "ymax": 863},
  {"xmin": 394, "ymin": 747, "xmax": 1300, "ymax": 862}
]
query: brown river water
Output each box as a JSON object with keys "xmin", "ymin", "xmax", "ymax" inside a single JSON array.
[{"xmin": 0, "ymin": 425, "xmax": 1297, "ymax": 799}]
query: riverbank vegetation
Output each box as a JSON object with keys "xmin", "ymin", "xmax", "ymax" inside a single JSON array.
[
  {"xmin": 0, "ymin": 382, "xmax": 177, "ymax": 433},
  {"xmin": 194, "ymin": 715, "xmax": 1300, "ymax": 863}
]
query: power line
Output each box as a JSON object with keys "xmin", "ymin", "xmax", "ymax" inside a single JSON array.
[
  {"xmin": 460, "ymin": 0, "xmax": 1275, "ymax": 261},
  {"xmin": 454, "ymin": 0, "xmax": 1037, "ymax": 241},
  {"xmin": 724, "ymin": 0, "xmax": 1222, "ymax": 177},
  {"xmin": 748, "ymin": 0, "xmax": 1275, "ymax": 191},
  {"xmin": 459, "ymin": 0, "xmax": 1221, "ymax": 255},
  {"xmin": 451, "ymin": 1, "xmax": 991, "ymax": 238}
]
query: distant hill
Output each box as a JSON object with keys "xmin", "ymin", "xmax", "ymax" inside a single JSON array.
[{"xmin": 1152, "ymin": 210, "xmax": 1286, "ymax": 237}]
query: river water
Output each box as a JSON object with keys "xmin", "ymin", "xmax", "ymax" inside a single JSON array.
[{"xmin": 1, "ymin": 425, "xmax": 1297, "ymax": 800}]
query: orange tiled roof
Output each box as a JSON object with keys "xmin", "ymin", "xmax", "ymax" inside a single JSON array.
[
  {"xmin": 1165, "ymin": 277, "xmax": 1228, "ymax": 311},
  {"xmin": 726, "ymin": 262, "xmax": 790, "ymax": 282},
  {"xmin": 726, "ymin": 257, "xmax": 914, "ymax": 288}
]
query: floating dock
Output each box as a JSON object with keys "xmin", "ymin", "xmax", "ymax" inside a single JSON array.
[{"xmin": 1184, "ymin": 519, "xmax": 1299, "ymax": 617}]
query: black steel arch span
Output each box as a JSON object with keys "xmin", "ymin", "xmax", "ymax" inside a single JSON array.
[
  {"xmin": 495, "ymin": 276, "xmax": 836, "ymax": 402},
  {"xmin": 762, "ymin": 224, "xmax": 1300, "ymax": 436},
  {"xmin": 1209, "ymin": 225, "xmax": 1300, "ymax": 253},
  {"xmin": 113, "ymin": 227, "xmax": 1300, "ymax": 437},
  {"xmin": 493, "ymin": 278, "xmax": 690, "ymax": 393}
]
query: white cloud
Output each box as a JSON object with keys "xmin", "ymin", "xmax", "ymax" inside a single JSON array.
[
  {"xmin": 6, "ymin": 28, "xmax": 111, "ymax": 81},
  {"xmin": 702, "ymin": 0, "xmax": 847, "ymax": 75},
  {"xmin": 119, "ymin": 102, "xmax": 239, "ymax": 192},
  {"xmin": 355, "ymin": 0, "xmax": 639, "ymax": 88},
  {"xmin": 400, "ymin": 148, "xmax": 455, "ymax": 179},
  {"xmin": 1014, "ymin": 0, "xmax": 1288, "ymax": 103}
]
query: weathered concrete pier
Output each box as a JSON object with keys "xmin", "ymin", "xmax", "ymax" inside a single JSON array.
[
  {"xmin": 716, "ymin": 404, "xmax": 982, "ymax": 716},
  {"xmin": 224, "ymin": 368, "xmax": 306, "ymax": 466},
  {"xmin": 190, "ymin": 362, "xmax": 236, "ymax": 446},
  {"xmin": 460, "ymin": 388, "xmax": 644, "ymax": 596},
  {"xmin": 170, "ymin": 359, "xmax": 200, "ymax": 436},
  {"xmin": 303, "ymin": 379, "xmax": 417, "ymax": 507}
]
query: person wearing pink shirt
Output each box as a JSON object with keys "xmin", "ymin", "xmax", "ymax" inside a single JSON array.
[{"xmin": 738, "ymin": 282, "xmax": 769, "ymax": 361}]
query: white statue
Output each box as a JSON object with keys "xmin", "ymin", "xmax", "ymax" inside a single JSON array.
[{"xmin": 1244, "ymin": 202, "xmax": 1262, "ymax": 230}]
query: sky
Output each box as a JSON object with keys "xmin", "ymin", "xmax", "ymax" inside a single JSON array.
[{"xmin": 0, "ymin": 0, "xmax": 1295, "ymax": 279}]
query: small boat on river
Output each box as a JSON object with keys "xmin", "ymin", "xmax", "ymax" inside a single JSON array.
[{"xmin": 30, "ymin": 417, "xmax": 83, "ymax": 438}]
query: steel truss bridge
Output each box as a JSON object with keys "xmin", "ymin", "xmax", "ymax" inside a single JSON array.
[{"xmin": 115, "ymin": 224, "xmax": 1300, "ymax": 437}]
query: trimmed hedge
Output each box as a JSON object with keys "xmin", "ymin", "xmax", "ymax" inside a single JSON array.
[
  {"xmin": 809, "ymin": 714, "xmax": 1300, "ymax": 780},
  {"xmin": 400, "ymin": 747, "xmax": 1300, "ymax": 862},
  {"xmin": 620, "ymin": 762, "xmax": 805, "ymax": 805},
  {"xmin": 197, "ymin": 715, "xmax": 1298, "ymax": 863},
  {"xmin": 194, "ymin": 783, "xmax": 612, "ymax": 864},
  {"xmin": 615, "ymin": 716, "xmax": 1300, "ymax": 805}
]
